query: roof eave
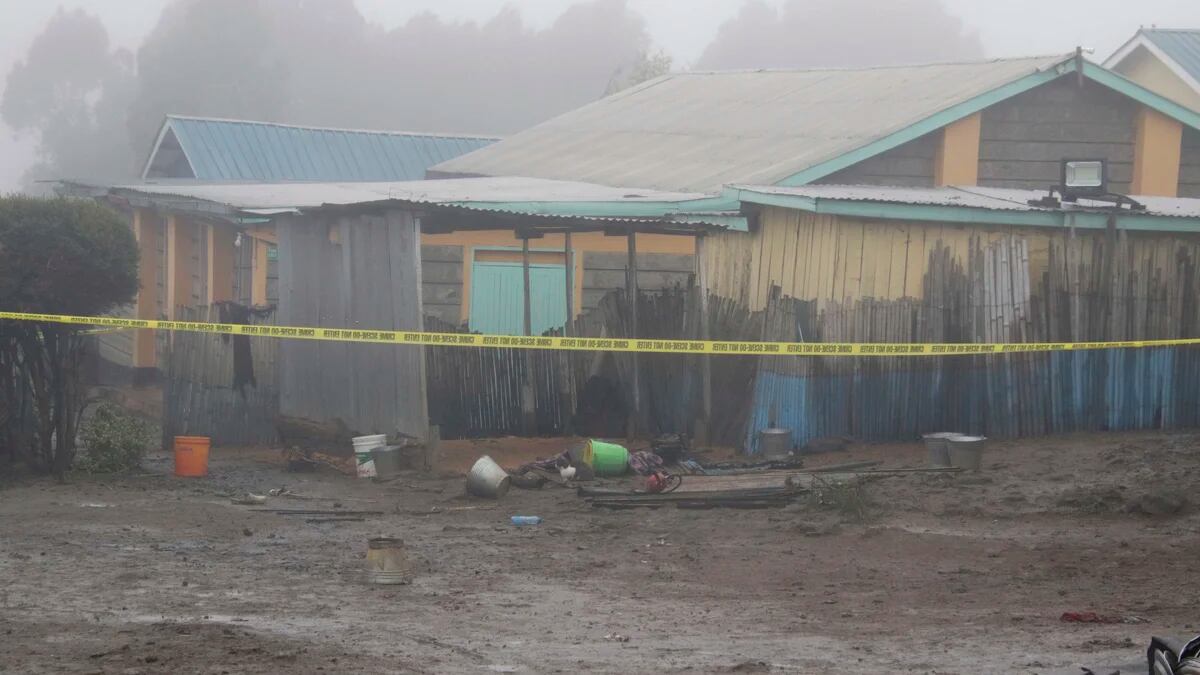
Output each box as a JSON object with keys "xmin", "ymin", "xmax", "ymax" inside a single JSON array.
[
  {"xmin": 774, "ymin": 56, "xmax": 1200, "ymax": 188},
  {"xmin": 733, "ymin": 187, "xmax": 1200, "ymax": 232},
  {"xmin": 1104, "ymin": 33, "xmax": 1200, "ymax": 97},
  {"xmin": 774, "ymin": 56, "xmax": 1075, "ymax": 187}
]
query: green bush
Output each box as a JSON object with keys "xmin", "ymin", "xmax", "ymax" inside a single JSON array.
[{"xmin": 76, "ymin": 403, "xmax": 151, "ymax": 473}]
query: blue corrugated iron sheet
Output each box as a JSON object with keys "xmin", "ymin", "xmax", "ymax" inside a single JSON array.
[
  {"xmin": 744, "ymin": 347, "xmax": 1200, "ymax": 454},
  {"xmin": 1144, "ymin": 29, "xmax": 1200, "ymax": 87},
  {"xmin": 165, "ymin": 116, "xmax": 497, "ymax": 182}
]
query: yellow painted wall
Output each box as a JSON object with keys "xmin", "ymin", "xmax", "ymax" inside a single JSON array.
[
  {"xmin": 703, "ymin": 206, "xmax": 1060, "ymax": 311},
  {"xmin": 1132, "ymin": 106, "xmax": 1183, "ymax": 196},
  {"xmin": 1113, "ymin": 45, "xmax": 1200, "ymax": 113},
  {"xmin": 934, "ymin": 112, "xmax": 981, "ymax": 186}
]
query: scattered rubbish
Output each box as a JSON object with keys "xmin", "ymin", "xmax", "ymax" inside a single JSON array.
[
  {"xmin": 650, "ymin": 433, "xmax": 689, "ymax": 463},
  {"xmin": 78, "ymin": 503, "xmax": 113, "ymax": 508},
  {"xmin": 643, "ymin": 471, "xmax": 680, "ymax": 494},
  {"xmin": 1060, "ymin": 611, "xmax": 1147, "ymax": 624},
  {"xmin": 173, "ymin": 436, "xmax": 210, "ymax": 477},
  {"xmin": 628, "ymin": 450, "xmax": 665, "ymax": 476},
  {"xmin": 466, "ymin": 455, "xmax": 511, "ymax": 499},
  {"xmin": 282, "ymin": 448, "xmax": 355, "ymax": 475},
  {"xmin": 559, "ymin": 466, "xmax": 577, "ymax": 480},
  {"xmin": 365, "ymin": 537, "xmax": 412, "ymax": 585},
  {"xmin": 759, "ymin": 428, "xmax": 793, "ymax": 458},
  {"xmin": 922, "ymin": 432, "xmax": 959, "ymax": 468},
  {"xmin": 371, "ymin": 445, "xmax": 405, "ymax": 479},
  {"xmin": 230, "ymin": 493, "xmax": 266, "ymax": 505},
  {"xmin": 509, "ymin": 471, "xmax": 549, "ymax": 490},
  {"xmin": 603, "ymin": 633, "xmax": 630, "ymax": 643},
  {"xmin": 947, "ymin": 435, "xmax": 987, "ymax": 470},
  {"xmin": 511, "ymin": 516, "xmax": 542, "ymax": 526},
  {"xmin": 352, "ymin": 434, "xmax": 387, "ymax": 478},
  {"xmin": 585, "ymin": 439, "xmax": 631, "ymax": 477},
  {"xmin": 241, "ymin": 528, "xmax": 253, "ymax": 537}
]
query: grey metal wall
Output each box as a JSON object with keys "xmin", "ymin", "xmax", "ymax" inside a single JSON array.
[
  {"xmin": 276, "ymin": 209, "xmax": 427, "ymax": 438},
  {"xmin": 978, "ymin": 79, "xmax": 1137, "ymax": 192},
  {"xmin": 582, "ymin": 252, "xmax": 694, "ymax": 311},
  {"xmin": 1181, "ymin": 127, "xmax": 1200, "ymax": 199},
  {"xmin": 421, "ymin": 245, "xmax": 464, "ymax": 326},
  {"xmin": 816, "ymin": 133, "xmax": 938, "ymax": 187}
]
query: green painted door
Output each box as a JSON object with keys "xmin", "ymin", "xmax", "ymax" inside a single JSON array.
[{"xmin": 469, "ymin": 262, "xmax": 567, "ymax": 336}]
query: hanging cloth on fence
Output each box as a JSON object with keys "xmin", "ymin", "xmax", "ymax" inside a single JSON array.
[{"xmin": 216, "ymin": 301, "xmax": 275, "ymax": 396}]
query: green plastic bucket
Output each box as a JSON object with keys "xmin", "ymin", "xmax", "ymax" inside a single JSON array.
[{"xmin": 587, "ymin": 439, "xmax": 629, "ymax": 477}]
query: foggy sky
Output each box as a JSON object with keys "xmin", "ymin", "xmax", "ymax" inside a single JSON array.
[{"xmin": 2, "ymin": 0, "xmax": 1199, "ymax": 191}]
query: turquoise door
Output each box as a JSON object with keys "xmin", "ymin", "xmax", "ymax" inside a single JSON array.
[{"xmin": 469, "ymin": 262, "xmax": 568, "ymax": 336}]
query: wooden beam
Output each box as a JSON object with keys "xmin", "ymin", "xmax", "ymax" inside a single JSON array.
[
  {"xmin": 933, "ymin": 112, "xmax": 981, "ymax": 186},
  {"xmin": 695, "ymin": 234, "xmax": 712, "ymax": 446},
  {"xmin": 1131, "ymin": 106, "xmax": 1182, "ymax": 196},
  {"xmin": 165, "ymin": 214, "xmax": 193, "ymax": 320},
  {"xmin": 206, "ymin": 224, "xmax": 235, "ymax": 304},
  {"xmin": 132, "ymin": 209, "xmax": 159, "ymax": 369},
  {"xmin": 626, "ymin": 229, "xmax": 640, "ymax": 440},
  {"xmin": 521, "ymin": 235, "xmax": 536, "ymax": 435},
  {"xmin": 251, "ymin": 236, "xmax": 270, "ymax": 305},
  {"xmin": 562, "ymin": 231, "xmax": 575, "ymax": 436}
]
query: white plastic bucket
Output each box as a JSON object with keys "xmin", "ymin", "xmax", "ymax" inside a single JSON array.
[{"xmin": 352, "ymin": 434, "xmax": 387, "ymax": 478}]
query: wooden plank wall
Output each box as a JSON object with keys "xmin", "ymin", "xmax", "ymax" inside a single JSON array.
[
  {"xmin": 582, "ymin": 251, "xmax": 694, "ymax": 311},
  {"xmin": 1180, "ymin": 127, "xmax": 1200, "ymax": 198},
  {"xmin": 711, "ymin": 206, "xmax": 1200, "ymax": 451},
  {"xmin": 162, "ymin": 305, "xmax": 279, "ymax": 447},
  {"xmin": 816, "ymin": 132, "xmax": 939, "ymax": 187},
  {"xmin": 277, "ymin": 210, "xmax": 427, "ymax": 438},
  {"xmin": 421, "ymin": 245, "xmax": 464, "ymax": 326},
  {"xmin": 978, "ymin": 79, "xmax": 1137, "ymax": 192}
]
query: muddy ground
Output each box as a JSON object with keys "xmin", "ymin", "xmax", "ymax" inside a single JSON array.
[{"xmin": 2, "ymin": 431, "xmax": 1199, "ymax": 674}]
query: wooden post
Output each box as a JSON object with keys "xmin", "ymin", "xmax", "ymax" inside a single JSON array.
[
  {"xmin": 520, "ymin": 234, "xmax": 536, "ymax": 435},
  {"xmin": 251, "ymin": 237, "xmax": 269, "ymax": 305},
  {"xmin": 132, "ymin": 209, "xmax": 159, "ymax": 369},
  {"xmin": 562, "ymin": 232, "xmax": 575, "ymax": 436},
  {"xmin": 206, "ymin": 224, "xmax": 235, "ymax": 304},
  {"xmin": 626, "ymin": 229, "xmax": 640, "ymax": 440},
  {"xmin": 564, "ymin": 232, "xmax": 574, "ymax": 334},
  {"xmin": 695, "ymin": 234, "xmax": 712, "ymax": 446}
]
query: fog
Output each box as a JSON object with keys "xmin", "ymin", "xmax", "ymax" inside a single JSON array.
[{"xmin": 1, "ymin": 0, "xmax": 1198, "ymax": 191}]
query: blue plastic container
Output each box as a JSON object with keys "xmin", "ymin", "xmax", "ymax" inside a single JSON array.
[{"xmin": 511, "ymin": 516, "xmax": 542, "ymax": 526}]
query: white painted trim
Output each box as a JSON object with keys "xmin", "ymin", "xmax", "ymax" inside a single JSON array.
[
  {"xmin": 1105, "ymin": 33, "xmax": 1200, "ymax": 98},
  {"xmin": 139, "ymin": 119, "xmax": 175, "ymax": 181}
]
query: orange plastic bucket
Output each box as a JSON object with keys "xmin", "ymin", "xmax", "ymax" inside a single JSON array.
[{"xmin": 173, "ymin": 436, "xmax": 210, "ymax": 477}]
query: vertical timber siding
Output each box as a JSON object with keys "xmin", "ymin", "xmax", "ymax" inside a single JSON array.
[
  {"xmin": 277, "ymin": 210, "xmax": 427, "ymax": 437},
  {"xmin": 421, "ymin": 245, "xmax": 464, "ymax": 326},
  {"xmin": 978, "ymin": 79, "xmax": 1138, "ymax": 191},
  {"xmin": 582, "ymin": 252, "xmax": 694, "ymax": 311},
  {"xmin": 1181, "ymin": 127, "xmax": 1200, "ymax": 198}
]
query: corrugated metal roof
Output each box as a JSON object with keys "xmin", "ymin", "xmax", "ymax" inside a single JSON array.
[
  {"xmin": 143, "ymin": 115, "xmax": 498, "ymax": 182},
  {"xmin": 432, "ymin": 55, "xmax": 1073, "ymax": 193},
  {"xmin": 1142, "ymin": 29, "xmax": 1200, "ymax": 87},
  {"xmin": 107, "ymin": 176, "xmax": 743, "ymax": 229},
  {"xmin": 734, "ymin": 184, "xmax": 1200, "ymax": 219}
]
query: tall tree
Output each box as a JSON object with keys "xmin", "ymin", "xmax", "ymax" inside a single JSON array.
[
  {"xmin": 1, "ymin": 9, "xmax": 136, "ymax": 186},
  {"xmin": 697, "ymin": 0, "xmax": 984, "ymax": 70}
]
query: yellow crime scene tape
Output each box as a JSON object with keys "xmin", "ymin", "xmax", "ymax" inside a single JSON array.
[{"xmin": 2, "ymin": 310, "xmax": 1199, "ymax": 357}]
